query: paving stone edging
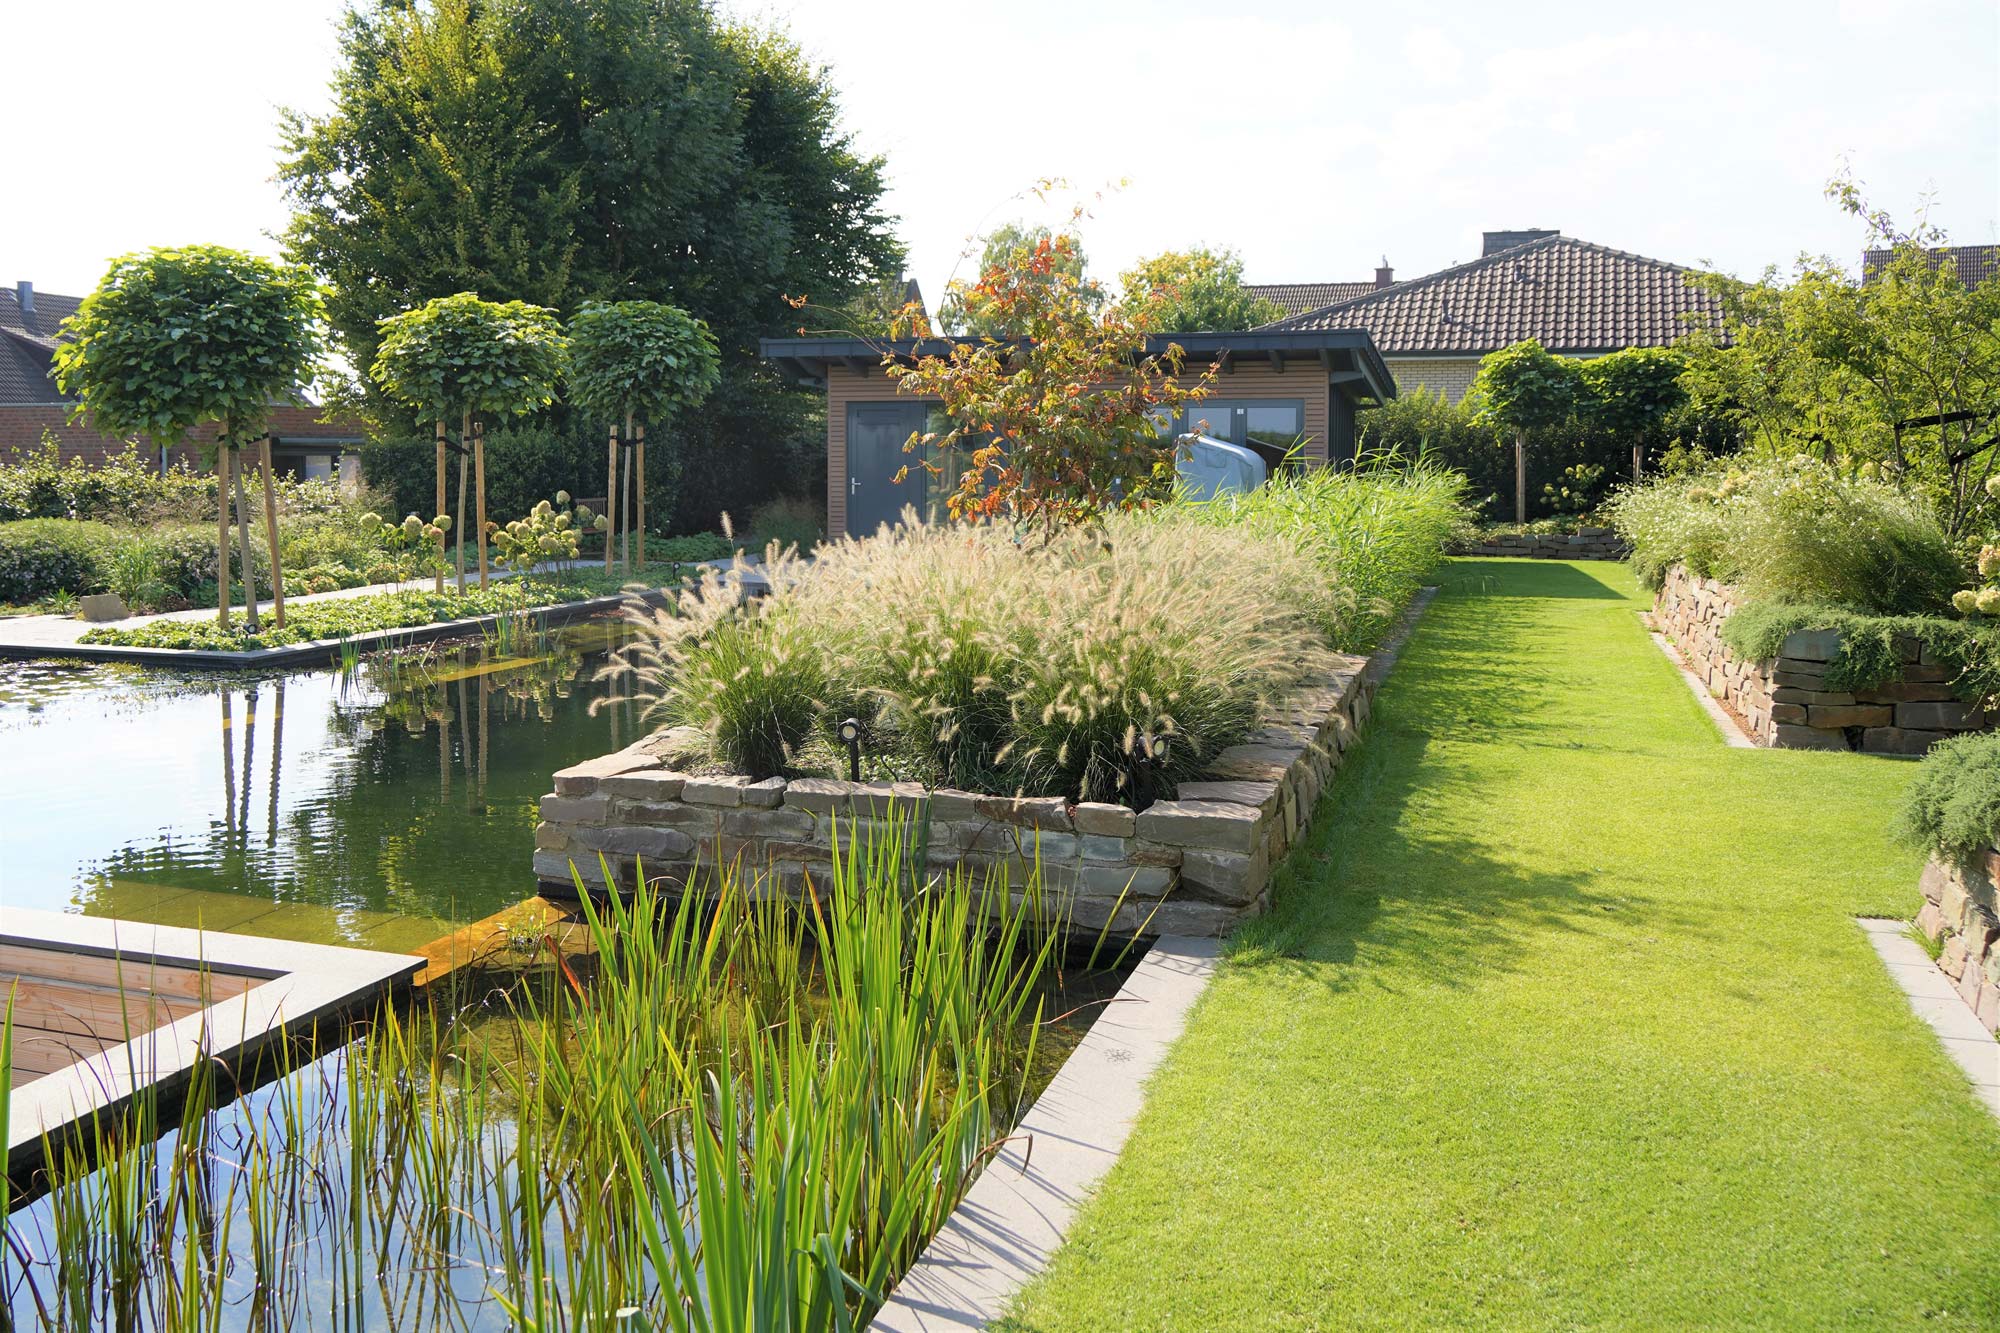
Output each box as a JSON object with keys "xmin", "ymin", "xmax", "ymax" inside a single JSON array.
[
  {"xmin": 1652, "ymin": 564, "xmax": 1986, "ymax": 755},
  {"xmin": 1859, "ymin": 919, "xmax": 2000, "ymax": 1119},
  {"xmin": 534, "ymin": 589, "xmax": 1437, "ymax": 937}
]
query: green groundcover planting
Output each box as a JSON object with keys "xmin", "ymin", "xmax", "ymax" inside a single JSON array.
[
  {"xmin": 1000, "ymin": 559, "xmax": 2000, "ymax": 1330},
  {"xmin": 75, "ymin": 569, "xmax": 678, "ymax": 651}
]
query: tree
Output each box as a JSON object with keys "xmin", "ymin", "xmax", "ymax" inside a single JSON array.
[
  {"xmin": 567, "ymin": 300, "xmax": 722, "ymax": 570},
  {"xmin": 370, "ymin": 293, "xmax": 566, "ymax": 591},
  {"xmin": 890, "ymin": 231, "xmax": 1215, "ymax": 541},
  {"xmin": 1468, "ymin": 340, "xmax": 1582, "ymax": 524},
  {"xmin": 279, "ymin": 0, "xmax": 901, "ymax": 533},
  {"xmin": 1578, "ymin": 347, "xmax": 1688, "ymax": 480},
  {"xmin": 53, "ymin": 246, "xmax": 320, "ymax": 629},
  {"xmin": 939, "ymin": 223, "xmax": 1097, "ymax": 338},
  {"xmin": 1118, "ymin": 247, "xmax": 1283, "ymax": 332}
]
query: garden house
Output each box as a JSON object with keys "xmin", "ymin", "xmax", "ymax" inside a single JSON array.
[{"xmin": 760, "ymin": 329, "xmax": 1396, "ymax": 538}]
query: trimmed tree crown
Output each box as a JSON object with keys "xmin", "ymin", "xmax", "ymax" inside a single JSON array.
[
  {"xmin": 1469, "ymin": 339, "xmax": 1582, "ymax": 434},
  {"xmin": 370, "ymin": 292, "xmax": 566, "ymax": 420},
  {"xmin": 53, "ymin": 245, "xmax": 322, "ymax": 449},
  {"xmin": 566, "ymin": 300, "xmax": 721, "ymax": 425}
]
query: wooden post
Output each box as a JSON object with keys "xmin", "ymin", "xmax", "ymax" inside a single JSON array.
[
  {"xmin": 220, "ymin": 691, "xmax": 236, "ymax": 834},
  {"xmin": 473, "ymin": 419, "xmax": 489, "ymax": 590},
  {"xmin": 455, "ymin": 409, "xmax": 471, "ymax": 594},
  {"xmin": 605, "ymin": 423, "xmax": 620, "ymax": 574},
  {"xmin": 233, "ymin": 443, "xmax": 260, "ymax": 632},
  {"xmin": 621, "ymin": 409, "xmax": 635, "ymax": 571},
  {"xmin": 635, "ymin": 422, "xmax": 646, "ymax": 572},
  {"xmin": 215, "ymin": 442, "xmax": 232, "ymax": 626},
  {"xmin": 1514, "ymin": 428, "xmax": 1527, "ymax": 526},
  {"xmin": 258, "ymin": 435, "xmax": 286, "ymax": 629},
  {"xmin": 1633, "ymin": 443, "xmax": 1643, "ymax": 483},
  {"xmin": 434, "ymin": 419, "xmax": 447, "ymax": 594}
]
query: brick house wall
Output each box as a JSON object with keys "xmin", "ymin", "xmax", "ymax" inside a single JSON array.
[
  {"xmin": 1, "ymin": 402, "xmax": 365, "ymax": 473},
  {"xmin": 1382, "ymin": 357, "xmax": 1482, "ymax": 403}
]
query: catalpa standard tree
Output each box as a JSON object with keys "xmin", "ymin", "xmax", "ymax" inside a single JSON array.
[
  {"xmin": 567, "ymin": 300, "xmax": 720, "ymax": 572},
  {"xmin": 370, "ymin": 293, "xmax": 566, "ymax": 591},
  {"xmin": 54, "ymin": 245, "xmax": 322, "ymax": 630}
]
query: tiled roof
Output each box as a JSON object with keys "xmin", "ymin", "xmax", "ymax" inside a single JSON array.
[
  {"xmin": 0, "ymin": 286, "xmax": 81, "ymax": 406},
  {"xmin": 1862, "ymin": 244, "xmax": 1999, "ymax": 289},
  {"xmin": 1243, "ymin": 281, "xmax": 1377, "ymax": 318},
  {"xmin": 1262, "ymin": 236, "xmax": 1727, "ymax": 355}
]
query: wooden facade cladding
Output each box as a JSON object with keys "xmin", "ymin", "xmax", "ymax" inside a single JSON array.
[{"xmin": 824, "ymin": 358, "xmax": 1337, "ymax": 536}]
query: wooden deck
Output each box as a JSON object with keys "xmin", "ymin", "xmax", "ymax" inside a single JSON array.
[{"xmin": 3, "ymin": 907, "xmax": 421, "ymax": 1172}]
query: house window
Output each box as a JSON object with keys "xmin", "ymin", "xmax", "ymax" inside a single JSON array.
[{"xmin": 1177, "ymin": 399, "xmax": 1306, "ymax": 461}]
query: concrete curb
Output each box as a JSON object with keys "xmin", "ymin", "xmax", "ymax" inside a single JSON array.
[
  {"xmin": 868, "ymin": 936, "xmax": 1222, "ymax": 1330},
  {"xmin": 1858, "ymin": 918, "xmax": 2000, "ymax": 1121}
]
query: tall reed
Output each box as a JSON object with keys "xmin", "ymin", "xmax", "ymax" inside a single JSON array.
[{"xmin": 2, "ymin": 831, "xmax": 1064, "ymax": 1330}]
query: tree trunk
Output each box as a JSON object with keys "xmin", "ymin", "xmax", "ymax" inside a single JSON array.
[
  {"xmin": 434, "ymin": 420, "xmax": 447, "ymax": 594},
  {"xmin": 621, "ymin": 409, "xmax": 635, "ymax": 571},
  {"xmin": 233, "ymin": 446, "xmax": 260, "ymax": 632},
  {"xmin": 1514, "ymin": 429, "xmax": 1527, "ymax": 526},
  {"xmin": 636, "ymin": 422, "xmax": 646, "ymax": 573},
  {"xmin": 456, "ymin": 409, "xmax": 471, "ymax": 595},
  {"xmin": 473, "ymin": 421, "xmax": 489, "ymax": 590},
  {"xmin": 215, "ymin": 442, "xmax": 232, "ymax": 626},
  {"xmin": 258, "ymin": 435, "xmax": 286, "ymax": 629},
  {"xmin": 605, "ymin": 423, "xmax": 620, "ymax": 574}
]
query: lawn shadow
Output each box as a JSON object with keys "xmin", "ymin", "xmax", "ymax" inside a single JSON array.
[{"xmin": 1444, "ymin": 557, "xmax": 1631, "ymax": 600}]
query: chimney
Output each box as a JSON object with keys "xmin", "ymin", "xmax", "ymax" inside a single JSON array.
[
  {"xmin": 15, "ymin": 280, "xmax": 33, "ymax": 321},
  {"xmin": 1481, "ymin": 228, "xmax": 1559, "ymax": 257},
  {"xmin": 1374, "ymin": 257, "xmax": 1394, "ymax": 289}
]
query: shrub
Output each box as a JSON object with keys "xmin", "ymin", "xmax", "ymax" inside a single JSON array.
[
  {"xmin": 0, "ymin": 439, "xmax": 216, "ymax": 524},
  {"xmin": 0, "ymin": 520, "xmax": 118, "ymax": 602},
  {"xmin": 745, "ymin": 494, "xmax": 825, "ymax": 552},
  {"xmin": 647, "ymin": 532, "xmax": 737, "ymax": 563},
  {"xmin": 1897, "ymin": 731, "xmax": 2000, "ymax": 863},
  {"xmin": 1606, "ymin": 455, "xmax": 1962, "ymax": 613}
]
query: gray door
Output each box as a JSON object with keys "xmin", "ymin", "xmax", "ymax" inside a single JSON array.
[{"xmin": 846, "ymin": 402, "xmax": 927, "ymax": 536}]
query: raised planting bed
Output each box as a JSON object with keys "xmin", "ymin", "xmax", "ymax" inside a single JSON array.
[
  {"xmin": 1915, "ymin": 854, "xmax": 2000, "ymax": 1034},
  {"xmin": 1451, "ymin": 525, "xmax": 1627, "ymax": 561},
  {"xmin": 1652, "ymin": 564, "xmax": 1986, "ymax": 755},
  {"xmin": 533, "ymin": 593, "xmax": 1433, "ymax": 937}
]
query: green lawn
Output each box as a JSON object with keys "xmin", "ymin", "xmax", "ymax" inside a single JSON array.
[{"xmin": 1001, "ymin": 559, "xmax": 2000, "ymax": 1330}]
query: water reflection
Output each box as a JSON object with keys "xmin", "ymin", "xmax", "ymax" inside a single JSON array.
[{"xmin": 0, "ymin": 619, "xmax": 636, "ymax": 949}]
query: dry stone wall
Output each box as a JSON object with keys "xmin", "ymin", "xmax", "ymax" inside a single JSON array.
[
  {"xmin": 1451, "ymin": 526, "xmax": 1627, "ymax": 561},
  {"xmin": 1653, "ymin": 564, "xmax": 1983, "ymax": 756},
  {"xmin": 1918, "ymin": 854, "xmax": 2000, "ymax": 1034},
  {"xmin": 533, "ymin": 654, "xmax": 1383, "ymax": 938}
]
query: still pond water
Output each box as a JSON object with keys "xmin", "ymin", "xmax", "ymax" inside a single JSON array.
[{"xmin": 0, "ymin": 620, "xmax": 639, "ymax": 951}]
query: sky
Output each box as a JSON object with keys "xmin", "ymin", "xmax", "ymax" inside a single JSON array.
[{"xmin": 3, "ymin": 0, "xmax": 1996, "ymax": 305}]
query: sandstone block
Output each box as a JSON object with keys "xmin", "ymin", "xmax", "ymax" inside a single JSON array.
[
  {"xmin": 1771, "ymin": 688, "xmax": 1856, "ymax": 706},
  {"xmin": 554, "ymin": 750, "xmax": 661, "ymax": 796},
  {"xmin": 1080, "ymin": 833, "xmax": 1133, "ymax": 862},
  {"xmin": 599, "ymin": 770, "xmax": 688, "ymax": 801},
  {"xmin": 974, "ymin": 795, "xmax": 1072, "ymax": 830},
  {"xmin": 539, "ymin": 792, "xmax": 611, "ymax": 823},
  {"xmin": 1919, "ymin": 859, "xmax": 1952, "ymax": 905},
  {"xmin": 1770, "ymin": 724, "xmax": 1850, "ymax": 751},
  {"xmin": 534, "ymin": 821, "xmax": 569, "ymax": 851},
  {"xmin": 784, "ymin": 778, "xmax": 861, "ymax": 814},
  {"xmin": 1778, "ymin": 628, "xmax": 1841, "ymax": 661},
  {"xmin": 928, "ymin": 788, "xmax": 983, "ymax": 821},
  {"xmin": 1806, "ymin": 704, "xmax": 1891, "ymax": 728},
  {"xmin": 1180, "ymin": 846, "xmax": 1269, "ymax": 905},
  {"xmin": 683, "ymin": 775, "xmax": 753, "ymax": 807},
  {"xmin": 1141, "ymin": 899, "xmax": 1246, "ymax": 937},
  {"xmin": 1078, "ymin": 862, "xmax": 1175, "ymax": 897},
  {"xmin": 1206, "ymin": 744, "xmax": 1299, "ymax": 783},
  {"xmin": 1769, "ymin": 702, "xmax": 1807, "ymax": 725},
  {"xmin": 1129, "ymin": 840, "xmax": 1183, "ymax": 868},
  {"xmin": 1136, "ymin": 800, "xmax": 1262, "ymax": 853},
  {"xmin": 1176, "ymin": 779, "xmax": 1282, "ymax": 816},
  {"xmin": 944, "ymin": 820, "xmax": 1017, "ymax": 854},
  {"xmin": 77, "ymin": 592, "xmax": 128, "ymax": 622},
  {"xmin": 575, "ymin": 825, "xmax": 696, "ymax": 860},
  {"xmin": 855, "ymin": 781, "xmax": 927, "ymax": 817},
  {"xmin": 722, "ymin": 806, "xmax": 815, "ymax": 840},
  {"xmin": 1861, "ymin": 727, "xmax": 1951, "ymax": 756},
  {"xmin": 1855, "ymin": 681, "xmax": 1957, "ymax": 704},
  {"xmin": 1916, "ymin": 900, "xmax": 1946, "ymax": 940},
  {"xmin": 742, "ymin": 776, "xmax": 788, "ymax": 808},
  {"xmin": 613, "ymin": 800, "xmax": 716, "ymax": 829},
  {"xmin": 1896, "ymin": 700, "xmax": 1983, "ymax": 730},
  {"xmin": 1072, "ymin": 801, "xmax": 1137, "ymax": 837}
]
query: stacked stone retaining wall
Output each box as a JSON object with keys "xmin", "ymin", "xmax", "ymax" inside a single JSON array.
[
  {"xmin": 1917, "ymin": 854, "xmax": 2000, "ymax": 1033},
  {"xmin": 534, "ymin": 655, "xmax": 1384, "ymax": 938},
  {"xmin": 1451, "ymin": 526, "xmax": 1627, "ymax": 560},
  {"xmin": 1653, "ymin": 564, "xmax": 1983, "ymax": 755}
]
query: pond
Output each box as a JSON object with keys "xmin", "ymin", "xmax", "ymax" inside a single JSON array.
[{"xmin": 0, "ymin": 617, "xmax": 641, "ymax": 953}]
